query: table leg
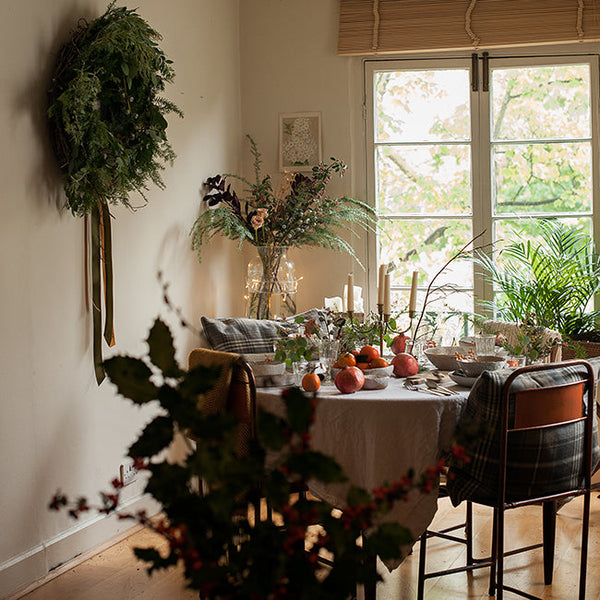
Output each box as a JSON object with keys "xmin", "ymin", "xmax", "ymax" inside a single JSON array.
[{"xmin": 362, "ymin": 533, "xmax": 377, "ymax": 600}]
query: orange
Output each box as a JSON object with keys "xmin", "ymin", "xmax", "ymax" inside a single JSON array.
[
  {"xmin": 302, "ymin": 372, "xmax": 321, "ymax": 392},
  {"xmin": 338, "ymin": 352, "xmax": 357, "ymax": 368},
  {"xmin": 356, "ymin": 362, "xmax": 370, "ymax": 370},
  {"xmin": 370, "ymin": 357, "xmax": 389, "ymax": 368},
  {"xmin": 360, "ymin": 345, "xmax": 379, "ymax": 362}
]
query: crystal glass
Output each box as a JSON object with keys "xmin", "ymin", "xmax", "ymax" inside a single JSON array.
[
  {"xmin": 246, "ymin": 246, "xmax": 298, "ymax": 320},
  {"xmin": 317, "ymin": 339, "xmax": 340, "ymax": 383},
  {"xmin": 474, "ymin": 334, "xmax": 496, "ymax": 356}
]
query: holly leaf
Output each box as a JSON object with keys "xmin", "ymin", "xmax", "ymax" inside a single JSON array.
[
  {"xmin": 178, "ymin": 365, "xmax": 221, "ymax": 400},
  {"xmin": 284, "ymin": 387, "xmax": 312, "ymax": 432},
  {"xmin": 128, "ymin": 415, "xmax": 174, "ymax": 458},
  {"xmin": 365, "ymin": 522, "xmax": 413, "ymax": 561},
  {"xmin": 147, "ymin": 319, "xmax": 182, "ymax": 378},
  {"xmin": 346, "ymin": 486, "xmax": 372, "ymax": 508},
  {"xmin": 103, "ymin": 356, "xmax": 159, "ymax": 403},
  {"xmin": 257, "ymin": 410, "xmax": 286, "ymax": 450},
  {"xmin": 286, "ymin": 450, "xmax": 346, "ymax": 484},
  {"xmin": 134, "ymin": 546, "xmax": 178, "ymax": 574}
]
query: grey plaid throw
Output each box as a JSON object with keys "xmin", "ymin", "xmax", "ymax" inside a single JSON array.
[{"xmin": 448, "ymin": 362, "xmax": 600, "ymax": 505}]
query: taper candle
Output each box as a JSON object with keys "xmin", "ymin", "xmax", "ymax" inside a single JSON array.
[
  {"xmin": 383, "ymin": 273, "xmax": 391, "ymax": 314},
  {"xmin": 378, "ymin": 264, "xmax": 386, "ymax": 305},
  {"xmin": 409, "ymin": 271, "xmax": 418, "ymax": 314},
  {"xmin": 347, "ymin": 273, "xmax": 354, "ymax": 312}
]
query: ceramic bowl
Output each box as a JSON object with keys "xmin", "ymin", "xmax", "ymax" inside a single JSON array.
[
  {"xmin": 424, "ymin": 347, "xmax": 462, "ymax": 371},
  {"xmin": 362, "ymin": 365, "xmax": 394, "ymax": 390},
  {"xmin": 456, "ymin": 355, "xmax": 506, "ymax": 377}
]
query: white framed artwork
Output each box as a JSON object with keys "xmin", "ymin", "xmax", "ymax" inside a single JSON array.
[{"xmin": 278, "ymin": 112, "xmax": 322, "ymax": 171}]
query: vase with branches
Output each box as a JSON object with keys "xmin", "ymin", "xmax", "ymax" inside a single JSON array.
[{"xmin": 191, "ymin": 135, "xmax": 376, "ymax": 319}]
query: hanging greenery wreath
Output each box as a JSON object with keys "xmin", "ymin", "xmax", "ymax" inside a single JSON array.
[{"xmin": 47, "ymin": 2, "xmax": 182, "ymax": 383}]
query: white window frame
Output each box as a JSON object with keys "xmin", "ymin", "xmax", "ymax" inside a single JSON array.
[{"xmin": 364, "ymin": 52, "xmax": 600, "ymax": 316}]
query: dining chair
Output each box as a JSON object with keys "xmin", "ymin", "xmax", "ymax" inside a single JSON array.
[
  {"xmin": 187, "ymin": 348, "xmax": 261, "ymax": 521},
  {"xmin": 417, "ymin": 360, "xmax": 597, "ymax": 599}
]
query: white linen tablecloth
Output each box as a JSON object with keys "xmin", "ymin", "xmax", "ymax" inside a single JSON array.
[{"xmin": 257, "ymin": 377, "xmax": 469, "ymax": 570}]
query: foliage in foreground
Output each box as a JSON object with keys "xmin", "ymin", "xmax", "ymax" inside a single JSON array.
[{"xmin": 50, "ymin": 318, "xmax": 446, "ymax": 599}]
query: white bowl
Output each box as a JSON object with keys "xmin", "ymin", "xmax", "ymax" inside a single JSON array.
[
  {"xmin": 362, "ymin": 365, "xmax": 394, "ymax": 390},
  {"xmin": 424, "ymin": 347, "xmax": 462, "ymax": 371},
  {"xmin": 456, "ymin": 355, "xmax": 506, "ymax": 377}
]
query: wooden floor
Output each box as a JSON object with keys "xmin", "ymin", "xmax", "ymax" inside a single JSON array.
[{"xmin": 15, "ymin": 494, "xmax": 600, "ymax": 600}]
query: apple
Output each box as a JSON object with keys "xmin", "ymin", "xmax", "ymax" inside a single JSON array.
[
  {"xmin": 391, "ymin": 352, "xmax": 419, "ymax": 377},
  {"xmin": 390, "ymin": 333, "xmax": 407, "ymax": 355},
  {"xmin": 334, "ymin": 366, "xmax": 365, "ymax": 394}
]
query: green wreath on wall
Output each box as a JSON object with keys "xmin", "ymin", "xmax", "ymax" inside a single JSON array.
[{"xmin": 47, "ymin": 2, "xmax": 182, "ymax": 383}]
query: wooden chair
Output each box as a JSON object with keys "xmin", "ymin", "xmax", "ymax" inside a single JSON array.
[
  {"xmin": 418, "ymin": 360, "xmax": 596, "ymax": 599},
  {"xmin": 187, "ymin": 348, "xmax": 261, "ymax": 521}
]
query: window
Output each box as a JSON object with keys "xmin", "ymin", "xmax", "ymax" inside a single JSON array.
[{"xmin": 366, "ymin": 54, "xmax": 599, "ymax": 337}]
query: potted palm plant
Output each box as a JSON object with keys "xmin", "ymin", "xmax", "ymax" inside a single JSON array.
[{"xmin": 471, "ymin": 219, "xmax": 600, "ymax": 359}]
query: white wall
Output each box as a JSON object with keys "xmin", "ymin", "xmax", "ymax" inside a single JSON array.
[
  {"xmin": 0, "ymin": 0, "xmax": 242, "ymax": 596},
  {"xmin": 239, "ymin": 0, "xmax": 370, "ymax": 312},
  {"xmin": 0, "ymin": 0, "xmax": 366, "ymax": 595}
]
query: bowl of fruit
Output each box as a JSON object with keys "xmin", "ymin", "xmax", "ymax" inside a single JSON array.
[
  {"xmin": 333, "ymin": 345, "xmax": 392, "ymax": 391},
  {"xmin": 423, "ymin": 346, "xmax": 463, "ymax": 371}
]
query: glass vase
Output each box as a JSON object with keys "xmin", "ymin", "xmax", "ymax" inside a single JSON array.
[{"xmin": 245, "ymin": 246, "xmax": 298, "ymax": 320}]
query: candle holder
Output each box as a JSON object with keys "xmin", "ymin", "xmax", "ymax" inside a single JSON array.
[{"xmin": 346, "ymin": 305, "xmax": 416, "ymax": 356}]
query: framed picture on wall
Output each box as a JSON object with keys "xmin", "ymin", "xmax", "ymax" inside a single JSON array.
[{"xmin": 279, "ymin": 112, "xmax": 322, "ymax": 171}]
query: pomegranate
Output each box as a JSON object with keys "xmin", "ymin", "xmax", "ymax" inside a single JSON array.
[
  {"xmin": 391, "ymin": 352, "xmax": 419, "ymax": 377},
  {"xmin": 390, "ymin": 333, "xmax": 407, "ymax": 355},
  {"xmin": 334, "ymin": 366, "xmax": 365, "ymax": 394}
]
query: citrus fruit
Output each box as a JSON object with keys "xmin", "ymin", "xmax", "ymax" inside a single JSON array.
[
  {"xmin": 338, "ymin": 352, "xmax": 356, "ymax": 368},
  {"xmin": 370, "ymin": 357, "xmax": 389, "ymax": 368},
  {"xmin": 302, "ymin": 372, "xmax": 321, "ymax": 392},
  {"xmin": 359, "ymin": 345, "xmax": 379, "ymax": 362}
]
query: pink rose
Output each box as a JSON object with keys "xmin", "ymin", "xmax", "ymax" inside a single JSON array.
[{"xmin": 251, "ymin": 215, "xmax": 264, "ymax": 229}]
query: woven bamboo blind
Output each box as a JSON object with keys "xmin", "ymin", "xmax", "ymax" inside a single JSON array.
[{"xmin": 338, "ymin": 0, "xmax": 600, "ymax": 56}]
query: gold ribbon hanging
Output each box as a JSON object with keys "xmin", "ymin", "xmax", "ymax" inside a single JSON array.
[{"xmin": 91, "ymin": 201, "xmax": 115, "ymax": 384}]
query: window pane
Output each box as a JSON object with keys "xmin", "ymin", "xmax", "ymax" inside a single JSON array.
[
  {"xmin": 377, "ymin": 145, "xmax": 471, "ymax": 215},
  {"xmin": 390, "ymin": 290, "xmax": 473, "ymax": 344},
  {"xmin": 495, "ymin": 217, "xmax": 593, "ymax": 248},
  {"xmin": 375, "ymin": 69, "xmax": 470, "ymax": 143},
  {"xmin": 379, "ymin": 218, "xmax": 473, "ymax": 288},
  {"xmin": 493, "ymin": 142, "xmax": 591, "ymax": 215},
  {"xmin": 491, "ymin": 64, "xmax": 591, "ymax": 141}
]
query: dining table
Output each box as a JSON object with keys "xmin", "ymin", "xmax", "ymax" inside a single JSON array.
[{"xmin": 256, "ymin": 374, "xmax": 470, "ymax": 573}]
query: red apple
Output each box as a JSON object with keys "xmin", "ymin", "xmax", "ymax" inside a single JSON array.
[
  {"xmin": 334, "ymin": 366, "xmax": 365, "ymax": 394},
  {"xmin": 391, "ymin": 352, "xmax": 419, "ymax": 377},
  {"xmin": 390, "ymin": 333, "xmax": 407, "ymax": 355}
]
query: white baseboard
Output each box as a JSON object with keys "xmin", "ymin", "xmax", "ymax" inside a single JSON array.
[{"xmin": 1, "ymin": 494, "xmax": 161, "ymax": 600}]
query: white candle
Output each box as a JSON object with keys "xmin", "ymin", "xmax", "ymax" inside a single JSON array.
[
  {"xmin": 347, "ymin": 273, "xmax": 354, "ymax": 312},
  {"xmin": 378, "ymin": 264, "xmax": 386, "ymax": 305},
  {"xmin": 409, "ymin": 271, "xmax": 418, "ymax": 314},
  {"xmin": 383, "ymin": 273, "xmax": 391, "ymax": 315}
]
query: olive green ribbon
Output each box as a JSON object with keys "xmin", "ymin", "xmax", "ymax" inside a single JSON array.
[{"xmin": 91, "ymin": 202, "xmax": 115, "ymax": 384}]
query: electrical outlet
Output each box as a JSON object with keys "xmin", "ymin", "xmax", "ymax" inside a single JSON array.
[{"xmin": 120, "ymin": 461, "xmax": 138, "ymax": 486}]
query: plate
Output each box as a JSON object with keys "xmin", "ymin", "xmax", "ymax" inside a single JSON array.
[{"xmin": 449, "ymin": 370, "xmax": 479, "ymax": 388}]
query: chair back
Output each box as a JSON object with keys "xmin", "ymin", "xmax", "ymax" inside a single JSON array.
[
  {"xmin": 498, "ymin": 360, "xmax": 595, "ymax": 507},
  {"xmin": 187, "ymin": 348, "xmax": 257, "ymax": 456}
]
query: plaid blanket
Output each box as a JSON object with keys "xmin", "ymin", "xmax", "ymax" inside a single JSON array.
[
  {"xmin": 201, "ymin": 308, "xmax": 333, "ymax": 355},
  {"xmin": 448, "ymin": 362, "xmax": 600, "ymax": 505}
]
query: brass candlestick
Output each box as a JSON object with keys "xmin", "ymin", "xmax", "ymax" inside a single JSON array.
[
  {"xmin": 346, "ymin": 305, "xmax": 415, "ymax": 356},
  {"xmin": 377, "ymin": 304, "xmax": 416, "ymax": 356}
]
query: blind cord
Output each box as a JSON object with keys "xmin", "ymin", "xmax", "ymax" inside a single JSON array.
[
  {"xmin": 372, "ymin": 0, "xmax": 380, "ymax": 52},
  {"xmin": 577, "ymin": 0, "xmax": 585, "ymax": 42},
  {"xmin": 465, "ymin": 0, "xmax": 480, "ymax": 49}
]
